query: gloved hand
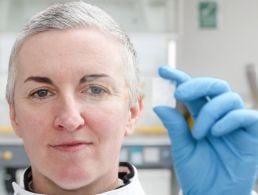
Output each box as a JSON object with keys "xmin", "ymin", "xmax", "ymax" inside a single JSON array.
[{"xmin": 153, "ymin": 66, "xmax": 258, "ymax": 195}]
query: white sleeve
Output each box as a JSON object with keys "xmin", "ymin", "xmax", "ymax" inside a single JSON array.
[{"xmin": 179, "ymin": 190, "xmax": 257, "ymax": 195}]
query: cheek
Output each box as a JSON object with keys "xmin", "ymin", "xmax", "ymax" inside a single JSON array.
[
  {"xmin": 15, "ymin": 111, "xmax": 47, "ymax": 160},
  {"xmin": 14, "ymin": 104, "xmax": 51, "ymax": 141},
  {"xmin": 84, "ymin": 104, "xmax": 129, "ymax": 138}
]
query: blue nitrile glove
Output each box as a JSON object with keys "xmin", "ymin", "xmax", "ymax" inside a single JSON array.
[{"xmin": 153, "ymin": 66, "xmax": 258, "ymax": 195}]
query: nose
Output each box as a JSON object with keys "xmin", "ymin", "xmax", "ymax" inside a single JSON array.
[{"xmin": 54, "ymin": 97, "xmax": 85, "ymax": 132}]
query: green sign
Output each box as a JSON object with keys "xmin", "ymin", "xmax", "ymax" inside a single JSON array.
[{"xmin": 199, "ymin": 1, "xmax": 218, "ymax": 29}]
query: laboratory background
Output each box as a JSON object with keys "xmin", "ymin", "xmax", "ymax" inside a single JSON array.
[{"xmin": 0, "ymin": 0, "xmax": 258, "ymax": 194}]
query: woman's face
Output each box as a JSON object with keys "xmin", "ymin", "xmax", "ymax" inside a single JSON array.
[{"xmin": 10, "ymin": 28, "xmax": 142, "ymax": 194}]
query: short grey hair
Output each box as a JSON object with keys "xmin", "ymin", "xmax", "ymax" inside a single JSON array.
[{"xmin": 6, "ymin": 1, "xmax": 141, "ymax": 105}]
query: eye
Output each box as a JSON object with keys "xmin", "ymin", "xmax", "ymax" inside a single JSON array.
[
  {"xmin": 30, "ymin": 89, "xmax": 53, "ymax": 99},
  {"xmin": 84, "ymin": 85, "xmax": 109, "ymax": 97},
  {"xmin": 90, "ymin": 86, "xmax": 105, "ymax": 95}
]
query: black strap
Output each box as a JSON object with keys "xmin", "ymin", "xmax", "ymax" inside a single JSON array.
[
  {"xmin": 118, "ymin": 162, "xmax": 134, "ymax": 186},
  {"xmin": 23, "ymin": 167, "xmax": 33, "ymax": 191}
]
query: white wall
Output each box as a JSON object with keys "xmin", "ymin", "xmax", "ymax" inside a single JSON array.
[
  {"xmin": 0, "ymin": 33, "xmax": 16, "ymax": 127},
  {"xmin": 177, "ymin": 0, "xmax": 258, "ymax": 107}
]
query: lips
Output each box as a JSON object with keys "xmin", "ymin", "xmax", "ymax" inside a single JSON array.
[{"xmin": 50, "ymin": 141, "xmax": 93, "ymax": 152}]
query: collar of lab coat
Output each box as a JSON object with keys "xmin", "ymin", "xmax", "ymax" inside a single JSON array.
[{"xmin": 12, "ymin": 163, "xmax": 146, "ymax": 195}]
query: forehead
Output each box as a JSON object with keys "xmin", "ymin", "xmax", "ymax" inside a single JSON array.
[{"xmin": 15, "ymin": 28, "xmax": 125, "ymax": 80}]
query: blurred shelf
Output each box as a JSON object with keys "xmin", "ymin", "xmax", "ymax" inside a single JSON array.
[{"xmin": 135, "ymin": 126, "xmax": 167, "ymax": 135}]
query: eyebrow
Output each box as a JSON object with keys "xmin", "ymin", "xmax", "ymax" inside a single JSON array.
[
  {"xmin": 24, "ymin": 76, "xmax": 53, "ymax": 84},
  {"xmin": 24, "ymin": 74, "xmax": 111, "ymax": 85},
  {"xmin": 79, "ymin": 74, "xmax": 110, "ymax": 83}
]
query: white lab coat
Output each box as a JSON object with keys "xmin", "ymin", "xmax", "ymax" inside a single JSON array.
[{"xmin": 12, "ymin": 163, "xmax": 146, "ymax": 195}]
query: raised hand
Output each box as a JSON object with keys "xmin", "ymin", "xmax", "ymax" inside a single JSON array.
[{"xmin": 154, "ymin": 66, "xmax": 258, "ymax": 195}]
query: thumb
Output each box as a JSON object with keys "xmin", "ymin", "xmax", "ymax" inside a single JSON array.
[{"xmin": 153, "ymin": 106, "xmax": 194, "ymax": 150}]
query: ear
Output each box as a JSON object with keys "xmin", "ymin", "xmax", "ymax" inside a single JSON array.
[
  {"xmin": 125, "ymin": 97, "xmax": 144, "ymax": 136},
  {"xmin": 9, "ymin": 104, "xmax": 22, "ymax": 138}
]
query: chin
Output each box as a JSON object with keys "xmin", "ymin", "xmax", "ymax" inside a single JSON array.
[
  {"xmin": 55, "ymin": 180, "xmax": 88, "ymax": 191},
  {"xmin": 52, "ymin": 169, "xmax": 92, "ymax": 190},
  {"xmin": 52, "ymin": 173, "xmax": 92, "ymax": 191}
]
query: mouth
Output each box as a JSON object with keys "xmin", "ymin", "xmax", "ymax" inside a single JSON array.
[{"xmin": 49, "ymin": 141, "xmax": 93, "ymax": 152}]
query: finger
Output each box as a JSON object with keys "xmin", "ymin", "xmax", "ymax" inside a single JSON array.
[
  {"xmin": 158, "ymin": 66, "xmax": 202, "ymax": 118},
  {"xmin": 175, "ymin": 77, "xmax": 231, "ymax": 101},
  {"xmin": 212, "ymin": 109, "xmax": 258, "ymax": 137},
  {"xmin": 192, "ymin": 92, "xmax": 244, "ymax": 139},
  {"xmin": 158, "ymin": 66, "xmax": 191, "ymax": 86},
  {"xmin": 176, "ymin": 78, "xmax": 232, "ymax": 119},
  {"xmin": 153, "ymin": 106, "xmax": 194, "ymax": 151}
]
